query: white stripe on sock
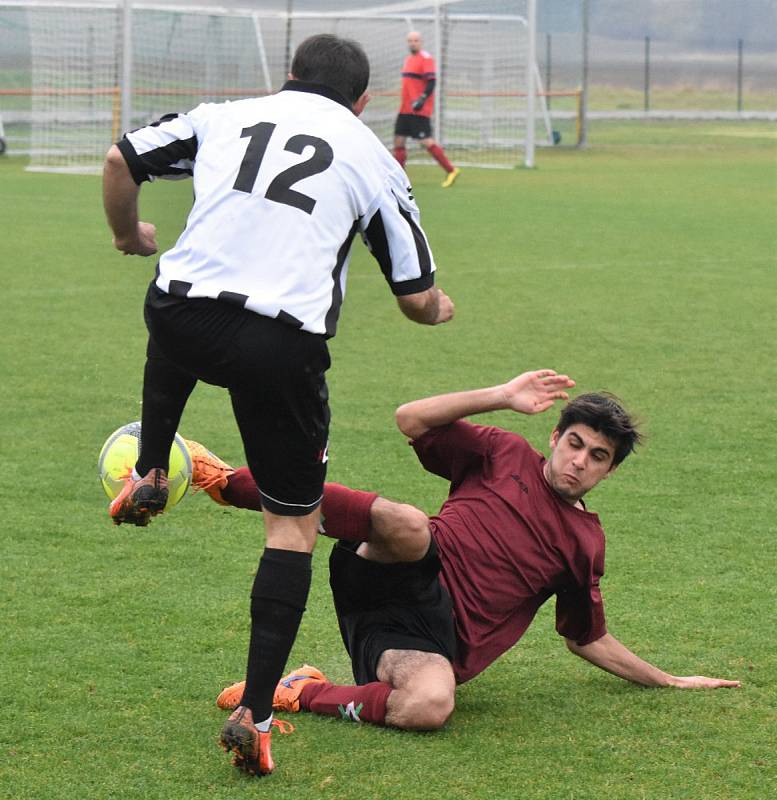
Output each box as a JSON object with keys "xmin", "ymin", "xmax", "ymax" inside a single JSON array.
[{"xmin": 254, "ymin": 713, "xmax": 273, "ymax": 733}]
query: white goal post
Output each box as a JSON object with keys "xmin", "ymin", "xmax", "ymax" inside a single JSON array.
[{"xmin": 1, "ymin": 0, "xmax": 570, "ymax": 173}]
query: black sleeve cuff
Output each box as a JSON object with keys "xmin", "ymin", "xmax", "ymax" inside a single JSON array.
[
  {"xmin": 389, "ymin": 272, "xmax": 435, "ymax": 296},
  {"xmin": 116, "ymin": 137, "xmax": 149, "ymax": 185}
]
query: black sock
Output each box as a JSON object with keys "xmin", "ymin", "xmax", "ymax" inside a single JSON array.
[
  {"xmin": 135, "ymin": 349, "xmax": 196, "ymax": 477},
  {"xmin": 239, "ymin": 548, "xmax": 312, "ymax": 720}
]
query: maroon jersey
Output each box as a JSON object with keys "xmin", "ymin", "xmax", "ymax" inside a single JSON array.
[{"xmin": 412, "ymin": 421, "xmax": 608, "ymax": 684}]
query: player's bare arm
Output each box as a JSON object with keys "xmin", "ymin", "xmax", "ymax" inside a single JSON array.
[
  {"xmin": 396, "ymin": 286, "xmax": 454, "ymax": 326},
  {"xmin": 565, "ymin": 633, "xmax": 740, "ymax": 689},
  {"xmin": 102, "ymin": 144, "xmax": 158, "ymax": 257},
  {"xmin": 396, "ymin": 369, "xmax": 575, "ymax": 440}
]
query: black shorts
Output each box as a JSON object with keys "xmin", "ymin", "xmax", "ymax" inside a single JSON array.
[
  {"xmin": 329, "ymin": 540, "xmax": 457, "ymax": 685},
  {"xmin": 394, "ymin": 113, "xmax": 433, "ymax": 140},
  {"xmin": 144, "ymin": 282, "xmax": 330, "ymax": 515}
]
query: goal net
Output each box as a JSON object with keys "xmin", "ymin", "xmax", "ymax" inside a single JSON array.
[
  {"xmin": 4, "ymin": 0, "xmax": 562, "ymax": 173},
  {"xmin": 24, "ymin": 2, "xmax": 119, "ymax": 173}
]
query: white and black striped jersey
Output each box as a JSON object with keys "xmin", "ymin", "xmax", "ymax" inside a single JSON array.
[{"xmin": 118, "ymin": 81, "xmax": 436, "ymax": 337}]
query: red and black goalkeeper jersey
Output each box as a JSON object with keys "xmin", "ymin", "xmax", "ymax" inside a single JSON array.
[
  {"xmin": 412, "ymin": 421, "xmax": 608, "ymax": 684},
  {"xmin": 400, "ymin": 50, "xmax": 436, "ymax": 116}
]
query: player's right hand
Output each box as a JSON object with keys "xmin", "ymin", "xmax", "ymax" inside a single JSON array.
[
  {"xmin": 668, "ymin": 675, "xmax": 741, "ymax": 689},
  {"xmin": 113, "ymin": 221, "xmax": 158, "ymax": 257}
]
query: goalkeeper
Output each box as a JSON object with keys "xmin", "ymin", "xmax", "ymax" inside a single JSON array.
[
  {"xmin": 393, "ymin": 31, "xmax": 459, "ymax": 188},
  {"xmin": 186, "ymin": 369, "xmax": 740, "ymax": 730}
]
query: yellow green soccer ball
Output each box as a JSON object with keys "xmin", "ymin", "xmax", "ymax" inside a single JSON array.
[{"xmin": 98, "ymin": 421, "xmax": 192, "ymax": 509}]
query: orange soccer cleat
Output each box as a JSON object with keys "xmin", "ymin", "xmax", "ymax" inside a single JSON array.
[
  {"xmin": 216, "ymin": 680, "xmax": 246, "ymax": 711},
  {"xmin": 109, "ymin": 468, "xmax": 168, "ymax": 526},
  {"xmin": 219, "ymin": 706, "xmax": 283, "ymax": 777},
  {"xmin": 216, "ymin": 665, "xmax": 328, "ymax": 713},
  {"xmin": 184, "ymin": 439, "xmax": 235, "ymax": 506},
  {"xmin": 273, "ymin": 665, "xmax": 328, "ymax": 713}
]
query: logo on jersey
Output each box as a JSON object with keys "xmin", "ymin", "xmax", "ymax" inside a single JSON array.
[
  {"xmin": 337, "ymin": 701, "xmax": 363, "ymax": 722},
  {"xmin": 510, "ymin": 474, "xmax": 529, "ymax": 494}
]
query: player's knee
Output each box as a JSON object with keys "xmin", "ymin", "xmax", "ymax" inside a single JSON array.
[
  {"xmin": 378, "ymin": 501, "xmax": 427, "ymax": 537},
  {"xmin": 395, "ymin": 504, "xmax": 431, "ymax": 555},
  {"xmin": 369, "ymin": 500, "xmax": 430, "ymax": 561},
  {"xmin": 399, "ymin": 504, "xmax": 430, "ymax": 536},
  {"xmin": 408, "ymin": 684, "xmax": 455, "ymax": 730}
]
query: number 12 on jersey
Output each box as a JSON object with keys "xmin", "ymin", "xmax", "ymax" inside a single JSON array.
[{"xmin": 233, "ymin": 121, "xmax": 334, "ymax": 215}]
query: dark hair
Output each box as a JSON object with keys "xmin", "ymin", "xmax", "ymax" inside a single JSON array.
[
  {"xmin": 290, "ymin": 34, "xmax": 370, "ymax": 104},
  {"xmin": 556, "ymin": 392, "xmax": 643, "ymax": 466}
]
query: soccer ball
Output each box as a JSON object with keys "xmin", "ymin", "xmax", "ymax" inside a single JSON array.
[{"xmin": 98, "ymin": 421, "xmax": 192, "ymax": 509}]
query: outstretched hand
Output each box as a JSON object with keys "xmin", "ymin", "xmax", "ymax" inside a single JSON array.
[
  {"xmin": 500, "ymin": 370, "xmax": 576, "ymax": 415},
  {"xmin": 669, "ymin": 675, "xmax": 741, "ymax": 689}
]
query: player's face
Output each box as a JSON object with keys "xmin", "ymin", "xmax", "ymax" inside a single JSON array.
[
  {"xmin": 544, "ymin": 424, "xmax": 616, "ymax": 504},
  {"xmin": 407, "ymin": 33, "xmax": 422, "ymax": 53}
]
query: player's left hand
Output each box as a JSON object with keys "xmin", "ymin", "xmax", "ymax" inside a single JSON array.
[
  {"xmin": 412, "ymin": 97, "xmax": 425, "ymax": 112},
  {"xmin": 501, "ymin": 370, "xmax": 575, "ymax": 415},
  {"xmin": 668, "ymin": 675, "xmax": 741, "ymax": 689}
]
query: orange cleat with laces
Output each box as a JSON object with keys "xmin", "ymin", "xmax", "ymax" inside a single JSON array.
[
  {"xmin": 273, "ymin": 665, "xmax": 328, "ymax": 712},
  {"xmin": 184, "ymin": 439, "xmax": 235, "ymax": 506},
  {"xmin": 217, "ymin": 665, "xmax": 328, "ymax": 713}
]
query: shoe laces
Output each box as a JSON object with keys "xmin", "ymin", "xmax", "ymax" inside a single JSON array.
[
  {"xmin": 189, "ymin": 451, "xmax": 233, "ymax": 493},
  {"xmin": 191, "ymin": 466, "xmax": 229, "ymax": 493},
  {"xmin": 271, "ymin": 719, "xmax": 295, "ymax": 735}
]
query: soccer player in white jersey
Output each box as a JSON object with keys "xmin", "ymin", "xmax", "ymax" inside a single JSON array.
[{"xmin": 101, "ymin": 34, "xmax": 453, "ymax": 777}]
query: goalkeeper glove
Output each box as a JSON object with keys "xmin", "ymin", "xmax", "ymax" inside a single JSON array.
[{"xmin": 412, "ymin": 95, "xmax": 428, "ymax": 112}]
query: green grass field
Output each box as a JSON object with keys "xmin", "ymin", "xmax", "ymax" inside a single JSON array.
[{"xmin": 1, "ymin": 121, "xmax": 775, "ymax": 800}]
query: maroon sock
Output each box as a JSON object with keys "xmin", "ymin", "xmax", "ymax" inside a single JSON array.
[
  {"xmin": 222, "ymin": 467, "xmax": 263, "ymax": 511},
  {"xmin": 393, "ymin": 146, "xmax": 407, "ymax": 167},
  {"xmin": 320, "ymin": 482, "xmax": 378, "ymax": 542},
  {"xmin": 222, "ymin": 473, "xmax": 377, "ymax": 542},
  {"xmin": 428, "ymin": 143, "xmax": 454, "ymax": 173},
  {"xmin": 300, "ymin": 680, "xmax": 392, "ymax": 725}
]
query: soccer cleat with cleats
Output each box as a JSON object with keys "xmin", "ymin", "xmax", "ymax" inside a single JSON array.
[
  {"xmin": 275, "ymin": 665, "xmax": 328, "ymax": 713},
  {"xmin": 216, "ymin": 665, "xmax": 327, "ymax": 713},
  {"xmin": 216, "ymin": 680, "xmax": 246, "ymax": 711},
  {"xmin": 184, "ymin": 439, "xmax": 235, "ymax": 506},
  {"xmin": 219, "ymin": 706, "xmax": 274, "ymax": 776},
  {"xmin": 441, "ymin": 167, "xmax": 460, "ymax": 188},
  {"xmin": 109, "ymin": 468, "xmax": 168, "ymax": 526},
  {"xmin": 219, "ymin": 706, "xmax": 294, "ymax": 776}
]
